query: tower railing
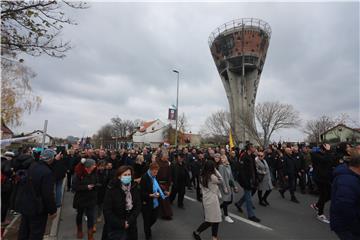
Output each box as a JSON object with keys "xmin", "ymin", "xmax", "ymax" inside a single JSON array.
[{"xmin": 208, "ymin": 18, "xmax": 272, "ymax": 47}]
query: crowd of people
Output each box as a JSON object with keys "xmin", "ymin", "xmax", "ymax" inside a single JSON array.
[{"xmin": 1, "ymin": 141, "xmax": 360, "ymax": 240}]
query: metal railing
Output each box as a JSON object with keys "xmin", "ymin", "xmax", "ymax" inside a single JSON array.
[{"xmin": 208, "ymin": 18, "xmax": 272, "ymax": 47}]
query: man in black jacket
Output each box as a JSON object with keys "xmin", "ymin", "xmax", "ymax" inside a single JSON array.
[
  {"xmin": 292, "ymin": 146, "xmax": 306, "ymax": 194},
  {"xmin": 16, "ymin": 149, "xmax": 58, "ymax": 240},
  {"xmin": 169, "ymin": 152, "xmax": 190, "ymax": 209},
  {"xmin": 310, "ymin": 143, "xmax": 337, "ymax": 223},
  {"xmin": 279, "ymin": 147, "xmax": 300, "ymax": 203},
  {"xmin": 234, "ymin": 143, "xmax": 261, "ymax": 223}
]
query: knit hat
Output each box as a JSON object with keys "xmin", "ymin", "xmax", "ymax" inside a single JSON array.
[
  {"xmin": 84, "ymin": 159, "xmax": 96, "ymax": 168},
  {"xmin": 40, "ymin": 149, "xmax": 56, "ymax": 162}
]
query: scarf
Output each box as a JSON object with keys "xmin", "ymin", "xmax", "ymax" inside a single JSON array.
[
  {"xmin": 147, "ymin": 170, "xmax": 166, "ymax": 208},
  {"xmin": 121, "ymin": 183, "xmax": 133, "ymax": 211}
]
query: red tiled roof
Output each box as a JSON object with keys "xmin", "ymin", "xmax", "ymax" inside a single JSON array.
[{"xmin": 139, "ymin": 120, "xmax": 156, "ymax": 132}]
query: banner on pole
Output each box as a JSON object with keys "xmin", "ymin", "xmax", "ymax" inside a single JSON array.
[{"xmin": 168, "ymin": 108, "xmax": 177, "ymax": 120}]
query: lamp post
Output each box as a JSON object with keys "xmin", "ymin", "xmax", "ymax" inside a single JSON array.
[{"xmin": 173, "ymin": 69, "xmax": 179, "ymax": 150}]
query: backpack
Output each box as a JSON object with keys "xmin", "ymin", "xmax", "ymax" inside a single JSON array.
[{"xmin": 14, "ymin": 162, "xmax": 44, "ymax": 215}]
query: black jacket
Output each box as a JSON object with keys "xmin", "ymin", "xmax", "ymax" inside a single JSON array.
[
  {"xmin": 171, "ymin": 162, "xmax": 190, "ymax": 187},
  {"xmin": 13, "ymin": 154, "xmax": 33, "ymax": 171},
  {"xmin": 140, "ymin": 173, "xmax": 156, "ymax": 209},
  {"xmin": 15, "ymin": 161, "xmax": 57, "ymax": 216},
  {"xmin": 73, "ymin": 171, "xmax": 98, "ymax": 209},
  {"xmin": 237, "ymin": 152, "xmax": 257, "ymax": 190},
  {"xmin": 103, "ymin": 179, "xmax": 141, "ymax": 233},
  {"xmin": 312, "ymin": 151, "xmax": 337, "ymax": 183},
  {"xmin": 51, "ymin": 158, "xmax": 67, "ymax": 181},
  {"xmin": 283, "ymin": 154, "xmax": 297, "ymax": 177}
]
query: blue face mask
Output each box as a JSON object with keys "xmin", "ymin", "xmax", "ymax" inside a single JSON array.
[{"xmin": 121, "ymin": 176, "xmax": 132, "ymax": 185}]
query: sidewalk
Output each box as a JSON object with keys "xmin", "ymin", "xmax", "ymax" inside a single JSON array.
[{"xmin": 2, "ymin": 179, "xmax": 65, "ymax": 240}]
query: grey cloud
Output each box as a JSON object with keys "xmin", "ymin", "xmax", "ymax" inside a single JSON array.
[{"xmin": 15, "ymin": 2, "xmax": 359, "ymax": 139}]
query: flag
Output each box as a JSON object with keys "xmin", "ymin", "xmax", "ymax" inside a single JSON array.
[{"xmin": 229, "ymin": 130, "xmax": 235, "ymax": 150}]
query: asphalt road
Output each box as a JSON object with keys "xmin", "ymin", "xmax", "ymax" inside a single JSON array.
[{"xmin": 57, "ymin": 186, "xmax": 337, "ymax": 240}]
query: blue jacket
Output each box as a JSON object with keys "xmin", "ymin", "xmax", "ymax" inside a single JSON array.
[{"xmin": 330, "ymin": 164, "xmax": 360, "ymax": 235}]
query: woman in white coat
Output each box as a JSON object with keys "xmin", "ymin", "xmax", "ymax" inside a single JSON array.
[
  {"xmin": 255, "ymin": 151, "xmax": 273, "ymax": 206},
  {"xmin": 193, "ymin": 160, "xmax": 222, "ymax": 240}
]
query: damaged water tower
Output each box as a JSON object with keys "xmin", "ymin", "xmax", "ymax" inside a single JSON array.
[{"xmin": 209, "ymin": 18, "xmax": 271, "ymax": 146}]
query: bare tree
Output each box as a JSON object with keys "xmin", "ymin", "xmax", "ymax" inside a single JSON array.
[
  {"xmin": 1, "ymin": 1, "xmax": 88, "ymax": 59},
  {"xmin": 254, "ymin": 102, "xmax": 301, "ymax": 147},
  {"xmin": 304, "ymin": 113, "xmax": 358, "ymax": 143},
  {"xmin": 204, "ymin": 102, "xmax": 300, "ymax": 147},
  {"xmin": 201, "ymin": 110, "xmax": 231, "ymax": 144},
  {"xmin": 177, "ymin": 113, "xmax": 188, "ymax": 133}
]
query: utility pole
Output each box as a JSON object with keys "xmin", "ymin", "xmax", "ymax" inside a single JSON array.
[
  {"xmin": 173, "ymin": 70, "xmax": 180, "ymax": 150},
  {"xmin": 41, "ymin": 120, "xmax": 48, "ymax": 152}
]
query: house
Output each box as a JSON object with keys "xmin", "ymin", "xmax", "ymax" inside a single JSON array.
[
  {"xmin": 133, "ymin": 119, "xmax": 168, "ymax": 147},
  {"xmin": 181, "ymin": 132, "xmax": 201, "ymax": 146},
  {"xmin": 1, "ymin": 121, "xmax": 13, "ymax": 139},
  {"xmin": 22, "ymin": 130, "xmax": 55, "ymax": 147},
  {"xmin": 320, "ymin": 124, "xmax": 360, "ymax": 143}
]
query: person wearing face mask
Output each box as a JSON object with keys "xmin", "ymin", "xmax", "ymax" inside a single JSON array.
[
  {"xmin": 101, "ymin": 166, "xmax": 141, "ymax": 240},
  {"xmin": 73, "ymin": 159, "xmax": 98, "ymax": 240},
  {"xmin": 140, "ymin": 162, "xmax": 166, "ymax": 240}
]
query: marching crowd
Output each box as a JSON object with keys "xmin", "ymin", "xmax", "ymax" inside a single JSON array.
[{"xmin": 1, "ymin": 141, "xmax": 360, "ymax": 240}]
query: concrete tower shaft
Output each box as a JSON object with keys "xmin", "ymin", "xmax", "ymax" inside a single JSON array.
[{"xmin": 209, "ymin": 18, "xmax": 271, "ymax": 144}]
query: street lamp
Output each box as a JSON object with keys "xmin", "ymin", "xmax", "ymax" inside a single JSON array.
[{"xmin": 173, "ymin": 69, "xmax": 179, "ymax": 150}]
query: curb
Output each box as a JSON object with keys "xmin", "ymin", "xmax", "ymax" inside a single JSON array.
[{"xmin": 44, "ymin": 177, "xmax": 66, "ymax": 240}]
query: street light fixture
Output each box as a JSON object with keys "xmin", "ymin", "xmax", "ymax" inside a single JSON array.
[{"xmin": 173, "ymin": 69, "xmax": 179, "ymax": 150}]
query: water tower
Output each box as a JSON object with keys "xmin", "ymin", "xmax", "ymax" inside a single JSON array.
[{"xmin": 209, "ymin": 18, "xmax": 271, "ymax": 145}]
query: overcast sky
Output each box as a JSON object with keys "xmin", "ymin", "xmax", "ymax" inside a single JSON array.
[{"xmin": 15, "ymin": 2, "xmax": 359, "ymax": 141}]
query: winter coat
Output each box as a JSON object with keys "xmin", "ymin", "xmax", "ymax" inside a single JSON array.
[
  {"xmin": 283, "ymin": 154, "xmax": 297, "ymax": 177},
  {"xmin": 97, "ymin": 169, "xmax": 113, "ymax": 205},
  {"xmin": 139, "ymin": 173, "xmax": 156, "ymax": 210},
  {"xmin": 133, "ymin": 162, "xmax": 148, "ymax": 180},
  {"xmin": 237, "ymin": 152, "xmax": 257, "ymax": 190},
  {"xmin": 13, "ymin": 154, "xmax": 33, "ymax": 171},
  {"xmin": 171, "ymin": 162, "xmax": 190, "ymax": 188},
  {"xmin": 292, "ymin": 152, "xmax": 306, "ymax": 172},
  {"xmin": 201, "ymin": 172, "xmax": 223, "ymax": 223},
  {"xmin": 218, "ymin": 164, "xmax": 235, "ymax": 202},
  {"xmin": 157, "ymin": 160, "xmax": 172, "ymax": 190},
  {"xmin": 255, "ymin": 158, "xmax": 273, "ymax": 191},
  {"xmin": 312, "ymin": 151, "xmax": 337, "ymax": 183},
  {"xmin": 15, "ymin": 161, "xmax": 57, "ymax": 216},
  {"xmin": 103, "ymin": 179, "xmax": 141, "ymax": 234},
  {"xmin": 73, "ymin": 170, "xmax": 98, "ymax": 209},
  {"xmin": 51, "ymin": 158, "xmax": 67, "ymax": 181},
  {"xmin": 330, "ymin": 164, "xmax": 360, "ymax": 236},
  {"xmin": 1, "ymin": 158, "xmax": 14, "ymax": 193}
]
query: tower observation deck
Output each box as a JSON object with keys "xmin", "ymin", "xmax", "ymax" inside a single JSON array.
[{"xmin": 209, "ymin": 18, "xmax": 271, "ymax": 145}]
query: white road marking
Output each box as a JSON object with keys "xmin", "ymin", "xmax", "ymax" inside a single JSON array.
[{"xmin": 184, "ymin": 195, "xmax": 273, "ymax": 231}]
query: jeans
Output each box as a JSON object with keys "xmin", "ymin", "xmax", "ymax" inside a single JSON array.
[
  {"xmin": 236, "ymin": 189, "xmax": 255, "ymax": 218},
  {"xmin": 55, "ymin": 179, "xmax": 63, "ymax": 207}
]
